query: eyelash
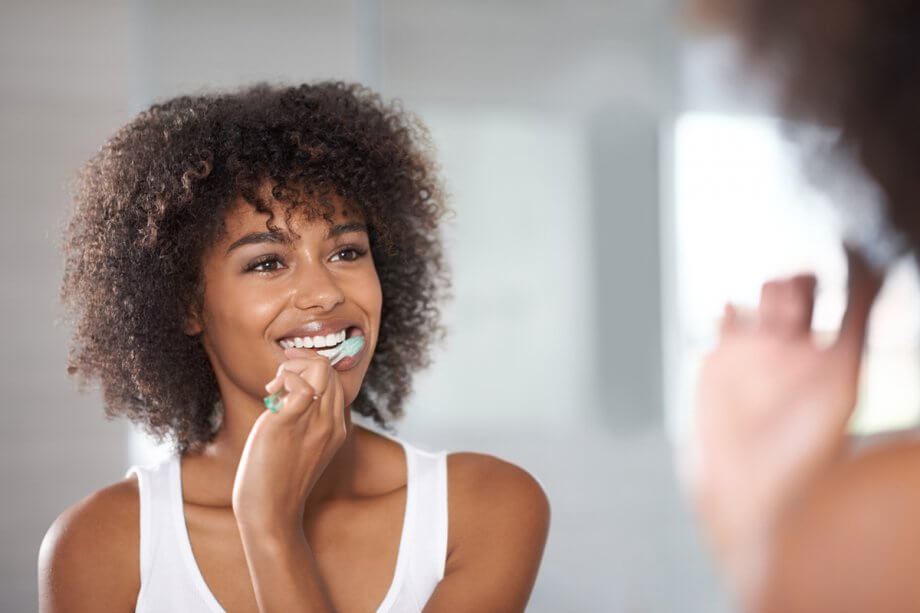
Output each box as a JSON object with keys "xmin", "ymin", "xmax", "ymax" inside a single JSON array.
[
  {"xmin": 330, "ymin": 245, "xmax": 368, "ymax": 262},
  {"xmin": 243, "ymin": 245, "xmax": 368, "ymax": 273},
  {"xmin": 244, "ymin": 254, "xmax": 284, "ymax": 273}
]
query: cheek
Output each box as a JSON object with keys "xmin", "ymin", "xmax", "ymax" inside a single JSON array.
[
  {"xmin": 372, "ymin": 275, "xmax": 383, "ymax": 313},
  {"xmin": 345, "ymin": 260, "xmax": 382, "ymax": 321},
  {"xmin": 200, "ymin": 279, "xmax": 283, "ymax": 355},
  {"xmin": 362, "ymin": 272, "xmax": 384, "ymax": 328}
]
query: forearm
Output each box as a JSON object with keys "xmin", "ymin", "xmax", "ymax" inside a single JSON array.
[
  {"xmin": 694, "ymin": 437, "xmax": 854, "ymax": 610},
  {"xmin": 692, "ymin": 461, "xmax": 794, "ymax": 613},
  {"xmin": 238, "ymin": 525, "xmax": 336, "ymax": 613}
]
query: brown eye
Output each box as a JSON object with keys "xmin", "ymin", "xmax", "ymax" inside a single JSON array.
[
  {"xmin": 245, "ymin": 255, "xmax": 285, "ymax": 272},
  {"xmin": 330, "ymin": 247, "xmax": 367, "ymax": 262}
]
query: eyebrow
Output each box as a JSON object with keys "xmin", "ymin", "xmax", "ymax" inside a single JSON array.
[
  {"xmin": 226, "ymin": 231, "xmax": 290, "ymax": 253},
  {"xmin": 225, "ymin": 223, "xmax": 368, "ymax": 253},
  {"xmin": 327, "ymin": 222, "xmax": 368, "ymax": 238}
]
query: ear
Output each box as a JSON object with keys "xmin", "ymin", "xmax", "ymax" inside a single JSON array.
[
  {"xmin": 182, "ymin": 314, "xmax": 202, "ymax": 336},
  {"xmin": 182, "ymin": 299, "xmax": 204, "ymax": 336}
]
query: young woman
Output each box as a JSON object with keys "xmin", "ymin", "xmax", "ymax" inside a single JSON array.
[
  {"xmin": 687, "ymin": 2, "xmax": 920, "ymax": 611},
  {"xmin": 40, "ymin": 82, "xmax": 549, "ymax": 612}
]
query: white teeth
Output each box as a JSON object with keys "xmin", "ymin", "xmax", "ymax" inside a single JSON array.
[{"xmin": 279, "ymin": 329, "xmax": 350, "ymax": 350}]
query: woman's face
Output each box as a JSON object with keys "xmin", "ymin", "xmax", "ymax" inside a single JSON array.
[{"xmin": 190, "ymin": 192, "xmax": 382, "ymax": 410}]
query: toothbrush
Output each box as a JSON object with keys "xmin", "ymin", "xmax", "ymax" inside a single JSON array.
[
  {"xmin": 324, "ymin": 335, "xmax": 365, "ymax": 367},
  {"xmin": 263, "ymin": 336, "xmax": 365, "ymax": 413}
]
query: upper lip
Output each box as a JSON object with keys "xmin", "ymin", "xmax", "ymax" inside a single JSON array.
[{"xmin": 276, "ymin": 318, "xmax": 362, "ymax": 342}]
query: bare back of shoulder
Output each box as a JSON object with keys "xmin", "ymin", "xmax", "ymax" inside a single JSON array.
[
  {"xmin": 761, "ymin": 437, "xmax": 920, "ymax": 612},
  {"xmin": 38, "ymin": 477, "xmax": 140, "ymax": 612}
]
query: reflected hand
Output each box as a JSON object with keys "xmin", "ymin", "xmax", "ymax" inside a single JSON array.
[{"xmin": 688, "ymin": 247, "xmax": 883, "ymax": 590}]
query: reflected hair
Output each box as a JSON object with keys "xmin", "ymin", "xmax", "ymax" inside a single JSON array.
[{"xmin": 694, "ymin": 0, "xmax": 920, "ymax": 257}]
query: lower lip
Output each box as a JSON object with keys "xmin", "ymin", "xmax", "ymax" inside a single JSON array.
[{"xmin": 332, "ymin": 336, "xmax": 367, "ymax": 371}]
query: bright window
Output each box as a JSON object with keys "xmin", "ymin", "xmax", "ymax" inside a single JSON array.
[{"xmin": 670, "ymin": 112, "xmax": 920, "ymax": 439}]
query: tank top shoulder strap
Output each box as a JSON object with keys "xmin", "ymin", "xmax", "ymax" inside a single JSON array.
[
  {"xmin": 126, "ymin": 456, "xmax": 182, "ymax": 607},
  {"xmin": 127, "ymin": 456, "xmax": 228, "ymax": 612},
  {"xmin": 401, "ymin": 442, "xmax": 449, "ymax": 590}
]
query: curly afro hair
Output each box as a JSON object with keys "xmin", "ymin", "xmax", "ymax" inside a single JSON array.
[
  {"xmin": 62, "ymin": 82, "xmax": 449, "ymax": 450},
  {"xmin": 692, "ymin": 0, "xmax": 920, "ymax": 256}
]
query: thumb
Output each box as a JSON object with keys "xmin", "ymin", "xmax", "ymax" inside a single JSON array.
[{"xmin": 830, "ymin": 244, "xmax": 885, "ymax": 366}]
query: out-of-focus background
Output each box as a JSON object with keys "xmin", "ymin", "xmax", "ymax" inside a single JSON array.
[{"xmin": 4, "ymin": 1, "xmax": 918, "ymax": 611}]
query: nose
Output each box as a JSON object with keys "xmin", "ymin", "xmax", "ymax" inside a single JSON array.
[{"xmin": 291, "ymin": 261, "xmax": 345, "ymax": 312}]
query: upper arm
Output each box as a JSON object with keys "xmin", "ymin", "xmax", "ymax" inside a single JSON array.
[
  {"xmin": 756, "ymin": 440, "xmax": 920, "ymax": 613},
  {"xmin": 38, "ymin": 477, "xmax": 141, "ymax": 613},
  {"xmin": 423, "ymin": 453, "xmax": 550, "ymax": 613}
]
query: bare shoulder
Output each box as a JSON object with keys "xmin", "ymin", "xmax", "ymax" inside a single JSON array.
[
  {"xmin": 761, "ymin": 437, "xmax": 920, "ymax": 612},
  {"xmin": 39, "ymin": 476, "xmax": 140, "ymax": 611},
  {"xmin": 419, "ymin": 453, "xmax": 549, "ymax": 610},
  {"xmin": 446, "ymin": 453, "xmax": 550, "ymax": 557},
  {"xmin": 447, "ymin": 452, "xmax": 549, "ymax": 514},
  {"xmin": 808, "ymin": 435, "xmax": 920, "ymax": 517}
]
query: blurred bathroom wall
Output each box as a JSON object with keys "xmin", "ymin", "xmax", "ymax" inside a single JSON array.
[{"xmin": 0, "ymin": 1, "xmax": 728, "ymax": 611}]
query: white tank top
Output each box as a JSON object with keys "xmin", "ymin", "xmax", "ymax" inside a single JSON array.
[{"xmin": 127, "ymin": 438, "xmax": 448, "ymax": 612}]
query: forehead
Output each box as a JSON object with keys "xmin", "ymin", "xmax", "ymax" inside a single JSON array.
[{"xmin": 220, "ymin": 190, "xmax": 364, "ymax": 239}]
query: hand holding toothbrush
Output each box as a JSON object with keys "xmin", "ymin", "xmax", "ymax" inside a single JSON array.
[{"xmin": 231, "ymin": 336, "xmax": 365, "ymax": 535}]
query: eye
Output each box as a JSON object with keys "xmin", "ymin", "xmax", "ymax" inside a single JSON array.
[
  {"xmin": 244, "ymin": 254, "xmax": 286, "ymax": 273},
  {"xmin": 330, "ymin": 246, "xmax": 367, "ymax": 262}
]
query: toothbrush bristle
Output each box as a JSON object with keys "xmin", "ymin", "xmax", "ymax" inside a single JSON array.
[
  {"xmin": 339, "ymin": 335, "xmax": 365, "ymax": 357},
  {"xmin": 329, "ymin": 335, "xmax": 365, "ymax": 365}
]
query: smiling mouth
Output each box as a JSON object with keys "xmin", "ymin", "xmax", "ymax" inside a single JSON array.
[{"xmin": 277, "ymin": 326, "xmax": 363, "ymax": 356}]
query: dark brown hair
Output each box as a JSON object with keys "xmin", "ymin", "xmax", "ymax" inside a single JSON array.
[
  {"xmin": 692, "ymin": 0, "xmax": 920, "ymax": 255},
  {"xmin": 62, "ymin": 82, "xmax": 448, "ymax": 450}
]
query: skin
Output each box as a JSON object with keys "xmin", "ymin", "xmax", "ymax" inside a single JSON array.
[
  {"xmin": 687, "ymin": 246, "xmax": 907, "ymax": 611},
  {"xmin": 755, "ymin": 437, "xmax": 920, "ymax": 613},
  {"xmin": 681, "ymin": 2, "xmax": 920, "ymax": 609},
  {"xmin": 38, "ymin": 190, "xmax": 550, "ymax": 612}
]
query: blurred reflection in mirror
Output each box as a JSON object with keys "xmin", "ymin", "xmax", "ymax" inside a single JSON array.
[{"xmin": 682, "ymin": 1, "xmax": 920, "ymax": 611}]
